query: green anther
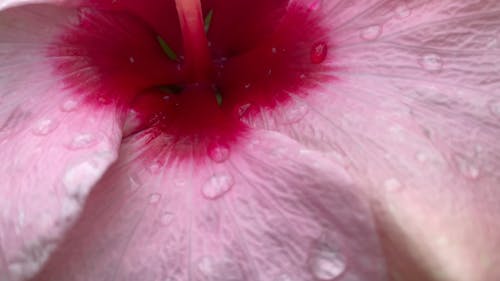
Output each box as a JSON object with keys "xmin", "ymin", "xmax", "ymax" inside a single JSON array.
[
  {"xmin": 204, "ymin": 9, "xmax": 214, "ymax": 33},
  {"xmin": 215, "ymin": 90, "xmax": 223, "ymax": 106},
  {"xmin": 156, "ymin": 36, "xmax": 178, "ymax": 61}
]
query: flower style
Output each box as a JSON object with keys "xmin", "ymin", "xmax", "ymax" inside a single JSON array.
[{"xmin": 0, "ymin": 1, "xmax": 500, "ymax": 281}]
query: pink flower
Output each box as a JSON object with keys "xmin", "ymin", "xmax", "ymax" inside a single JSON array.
[{"xmin": 1, "ymin": 1, "xmax": 499, "ymax": 280}]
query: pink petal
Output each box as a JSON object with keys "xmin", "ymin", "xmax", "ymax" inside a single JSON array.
[
  {"xmin": 0, "ymin": 5, "xmax": 122, "ymax": 280},
  {"xmin": 0, "ymin": 0, "xmax": 75, "ymax": 10},
  {"xmin": 32, "ymin": 130, "xmax": 387, "ymax": 281},
  {"xmin": 262, "ymin": 1, "xmax": 500, "ymax": 280}
]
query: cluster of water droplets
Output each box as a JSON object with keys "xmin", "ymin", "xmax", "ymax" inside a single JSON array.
[{"xmin": 357, "ymin": 4, "xmax": 447, "ymax": 74}]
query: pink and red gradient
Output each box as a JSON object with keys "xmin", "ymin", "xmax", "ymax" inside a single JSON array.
[{"xmin": 50, "ymin": 0, "xmax": 333, "ymax": 161}]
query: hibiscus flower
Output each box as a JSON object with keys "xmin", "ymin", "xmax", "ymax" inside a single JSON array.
[{"xmin": 1, "ymin": 0, "xmax": 499, "ymax": 280}]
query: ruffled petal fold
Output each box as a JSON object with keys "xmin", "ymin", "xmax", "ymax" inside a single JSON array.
[
  {"xmin": 259, "ymin": 1, "xmax": 500, "ymax": 280},
  {"xmin": 32, "ymin": 130, "xmax": 387, "ymax": 281},
  {"xmin": 0, "ymin": 5, "xmax": 122, "ymax": 280}
]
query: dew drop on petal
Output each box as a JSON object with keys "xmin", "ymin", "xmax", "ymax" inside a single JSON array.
[
  {"xmin": 311, "ymin": 41, "xmax": 328, "ymax": 64},
  {"xmin": 383, "ymin": 178, "xmax": 403, "ymax": 192},
  {"xmin": 149, "ymin": 193, "xmax": 161, "ymax": 204},
  {"xmin": 202, "ymin": 173, "xmax": 234, "ymax": 200},
  {"xmin": 60, "ymin": 98, "xmax": 79, "ymax": 112},
  {"xmin": 419, "ymin": 54, "xmax": 443, "ymax": 73},
  {"xmin": 207, "ymin": 143, "xmax": 230, "ymax": 163},
  {"xmin": 395, "ymin": 4, "xmax": 411, "ymax": 18},
  {"xmin": 197, "ymin": 256, "xmax": 216, "ymax": 276},
  {"xmin": 68, "ymin": 133, "xmax": 97, "ymax": 149},
  {"xmin": 32, "ymin": 119, "xmax": 59, "ymax": 136},
  {"xmin": 148, "ymin": 163, "xmax": 162, "ymax": 174},
  {"xmin": 159, "ymin": 212, "xmax": 174, "ymax": 226},
  {"xmin": 309, "ymin": 245, "xmax": 347, "ymax": 280},
  {"xmin": 416, "ymin": 151, "xmax": 428, "ymax": 163},
  {"xmin": 360, "ymin": 25, "xmax": 382, "ymax": 41}
]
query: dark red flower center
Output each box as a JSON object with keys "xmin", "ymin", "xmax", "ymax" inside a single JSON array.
[{"xmin": 51, "ymin": 0, "xmax": 332, "ymax": 162}]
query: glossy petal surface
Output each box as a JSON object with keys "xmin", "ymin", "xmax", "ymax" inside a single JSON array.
[
  {"xmin": 33, "ymin": 131, "xmax": 386, "ymax": 281},
  {"xmin": 0, "ymin": 1, "xmax": 499, "ymax": 281},
  {"xmin": 0, "ymin": 5, "xmax": 122, "ymax": 281}
]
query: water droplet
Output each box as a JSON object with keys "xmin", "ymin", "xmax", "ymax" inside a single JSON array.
[
  {"xmin": 309, "ymin": 246, "xmax": 347, "ymax": 280},
  {"xmin": 148, "ymin": 163, "xmax": 162, "ymax": 174},
  {"xmin": 207, "ymin": 143, "xmax": 230, "ymax": 163},
  {"xmin": 32, "ymin": 119, "xmax": 58, "ymax": 136},
  {"xmin": 419, "ymin": 54, "xmax": 443, "ymax": 73},
  {"xmin": 395, "ymin": 4, "xmax": 411, "ymax": 18},
  {"xmin": 202, "ymin": 173, "xmax": 234, "ymax": 200},
  {"xmin": 68, "ymin": 134, "xmax": 96, "ymax": 149},
  {"xmin": 129, "ymin": 56, "xmax": 135, "ymax": 64},
  {"xmin": 416, "ymin": 151, "xmax": 428, "ymax": 163},
  {"xmin": 311, "ymin": 41, "xmax": 328, "ymax": 64},
  {"xmin": 383, "ymin": 178, "xmax": 402, "ymax": 192},
  {"xmin": 281, "ymin": 103, "xmax": 309, "ymax": 124},
  {"xmin": 160, "ymin": 212, "xmax": 174, "ymax": 226},
  {"xmin": 61, "ymin": 98, "xmax": 79, "ymax": 112},
  {"xmin": 272, "ymin": 47, "xmax": 278, "ymax": 54},
  {"xmin": 489, "ymin": 101, "xmax": 500, "ymax": 118},
  {"xmin": 149, "ymin": 193, "xmax": 161, "ymax": 204},
  {"xmin": 454, "ymin": 155, "xmax": 480, "ymax": 180},
  {"xmin": 360, "ymin": 25, "xmax": 382, "ymax": 41}
]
